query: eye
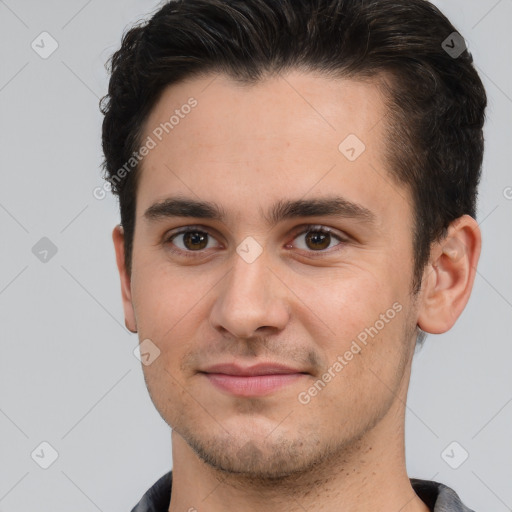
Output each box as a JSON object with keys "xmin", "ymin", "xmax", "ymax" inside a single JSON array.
[
  {"xmin": 163, "ymin": 226, "xmax": 220, "ymax": 256},
  {"xmin": 163, "ymin": 224, "xmax": 348, "ymax": 258},
  {"xmin": 286, "ymin": 225, "xmax": 347, "ymax": 254}
]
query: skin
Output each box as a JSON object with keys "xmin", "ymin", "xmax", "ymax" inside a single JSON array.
[{"xmin": 112, "ymin": 70, "xmax": 481, "ymax": 512}]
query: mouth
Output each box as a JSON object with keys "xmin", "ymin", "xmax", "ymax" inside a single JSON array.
[{"xmin": 199, "ymin": 363, "xmax": 310, "ymax": 397}]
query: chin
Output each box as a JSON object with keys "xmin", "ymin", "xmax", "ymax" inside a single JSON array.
[{"xmin": 175, "ymin": 422, "xmax": 332, "ymax": 479}]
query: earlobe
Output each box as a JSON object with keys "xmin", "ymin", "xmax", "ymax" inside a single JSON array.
[
  {"xmin": 417, "ymin": 215, "xmax": 481, "ymax": 335},
  {"xmin": 112, "ymin": 225, "xmax": 138, "ymax": 333}
]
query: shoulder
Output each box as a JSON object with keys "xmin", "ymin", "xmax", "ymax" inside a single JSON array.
[
  {"xmin": 410, "ymin": 478, "xmax": 477, "ymax": 512},
  {"xmin": 130, "ymin": 470, "xmax": 173, "ymax": 512}
]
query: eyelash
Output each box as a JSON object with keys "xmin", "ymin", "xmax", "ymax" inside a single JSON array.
[{"xmin": 162, "ymin": 224, "xmax": 348, "ymax": 259}]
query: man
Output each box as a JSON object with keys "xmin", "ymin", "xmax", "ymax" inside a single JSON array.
[{"xmin": 100, "ymin": 0, "xmax": 487, "ymax": 510}]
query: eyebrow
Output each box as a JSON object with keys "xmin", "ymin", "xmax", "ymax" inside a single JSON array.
[{"xmin": 143, "ymin": 195, "xmax": 376, "ymax": 228}]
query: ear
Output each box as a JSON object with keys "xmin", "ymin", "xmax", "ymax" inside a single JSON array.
[
  {"xmin": 112, "ymin": 225, "xmax": 137, "ymax": 333},
  {"xmin": 417, "ymin": 215, "xmax": 481, "ymax": 334}
]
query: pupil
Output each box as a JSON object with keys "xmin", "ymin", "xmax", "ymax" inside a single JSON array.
[
  {"xmin": 306, "ymin": 230, "xmax": 330, "ymax": 250},
  {"xmin": 185, "ymin": 231, "xmax": 207, "ymax": 250}
]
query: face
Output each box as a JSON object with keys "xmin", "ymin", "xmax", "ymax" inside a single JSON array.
[{"xmin": 120, "ymin": 70, "xmax": 421, "ymax": 477}]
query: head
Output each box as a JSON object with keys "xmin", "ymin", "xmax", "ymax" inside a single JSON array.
[{"xmin": 101, "ymin": 0, "xmax": 486, "ymax": 479}]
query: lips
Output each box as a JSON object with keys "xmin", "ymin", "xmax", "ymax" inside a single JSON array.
[
  {"xmin": 202, "ymin": 362, "xmax": 306, "ymax": 376},
  {"xmin": 200, "ymin": 363, "xmax": 309, "ymax": 396}
]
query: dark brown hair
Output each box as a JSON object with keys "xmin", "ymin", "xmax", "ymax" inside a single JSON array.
[{"xmin": 100, "ymin": 0, "xmax": 487, "ymax": 299}]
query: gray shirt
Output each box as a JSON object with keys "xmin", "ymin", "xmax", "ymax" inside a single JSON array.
[{"xmin": 130, "ymin": 471, "xmax": 477, "ymax": 511}]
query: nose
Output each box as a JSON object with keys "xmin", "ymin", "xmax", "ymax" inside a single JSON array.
[{"xmin": 209, "ymin": 247, "xmax": 291, "ymax": 339}]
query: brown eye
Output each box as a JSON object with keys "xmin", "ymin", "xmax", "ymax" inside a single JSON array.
[
  {"xmin": 182, "ymin": 230, "xmax": 209, "ymax": 250},
  {"xmin": 304, "ymin": 230, "xmax": 332, "ymax": 250},
  {"xmin": 290, "ymin": 225, "xmax": 346, "ymax": 253},
  {"xmin": 164, "ymin": 227, "xmax": 220, "ymax": 255}
]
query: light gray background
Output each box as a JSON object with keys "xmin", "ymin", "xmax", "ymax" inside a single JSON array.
[{"xmin": 0, "ymin": 0, "xmax": 511, "ymax": 510}]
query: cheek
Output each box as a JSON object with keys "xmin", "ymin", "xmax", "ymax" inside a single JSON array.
[
  {"xmin": 131, "ymin": 261, "xmax": 204, "ymax": 335},
  {"xmin": 294, "ymin": 267, "xmax": 411, "ymax": 397},
  {"xmin": 296, "ymin": 300, "xmax": 411, "ymax": 435},
  {"xmin": 141, "ymin": 357, "xmax": 193, "ymax": 430},
  {"xmin": 290, "ymin": 266, "xmax": 402, "ymax": 347}
]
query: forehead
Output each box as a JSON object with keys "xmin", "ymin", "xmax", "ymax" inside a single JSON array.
[
  {"xmin": 141, "ymin": 69, "xmax": 388, "ymax": 154},
  {"xmin": 134, "ymin": 70, "xmax": 411, "ymax": 229}
]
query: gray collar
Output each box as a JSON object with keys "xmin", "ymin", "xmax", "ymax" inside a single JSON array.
[{"xmin": 131, "ymin": 472, "xmax": 476, "ymax": 512}]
